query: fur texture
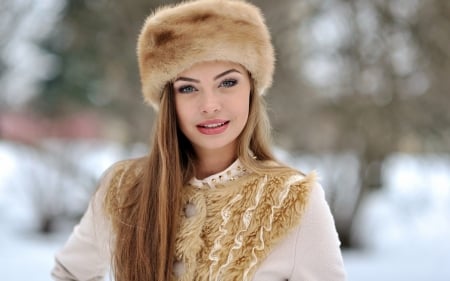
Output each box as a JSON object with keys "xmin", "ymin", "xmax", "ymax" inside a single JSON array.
[
  {"xmin": 104, "ymin": 160, "xmax": 315, "ymax": 281},
  {"xmin": 137, "ymin": 0, "xmax": 275, "ymax": 109},
  {"xmin": 175, "ymin": 172, "xmax": 314, "ymax": 281}
]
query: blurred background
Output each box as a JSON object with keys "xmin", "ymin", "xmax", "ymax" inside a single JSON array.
[{"xmin": 1, "ymin": 0, "xmax": 449, "ymax": 280}]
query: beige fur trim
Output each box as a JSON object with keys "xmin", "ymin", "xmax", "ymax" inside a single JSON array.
[
  {"xmin": 137, "ymin": 0, "xmax": 275, "ymax": 109},
  {"xmin": 103, "ymin": 160, "xmax": 316, "ymax": 281},
  {"xmin": 175, "ymin": 170, "xmax": 316, "ymax": 281},
  {"xmin": 103, "ymin": 158, "xmax": 144, "ymax": 229}
]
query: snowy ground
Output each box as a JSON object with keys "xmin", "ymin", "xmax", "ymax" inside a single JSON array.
[{"xmin": 1, "ymin": 141, "xmax": 449, "ymax": 280}]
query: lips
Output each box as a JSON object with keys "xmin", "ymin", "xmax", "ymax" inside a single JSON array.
[{"xmin": 196, "ymin": 119, "xmax": 230, "ymax": 135}]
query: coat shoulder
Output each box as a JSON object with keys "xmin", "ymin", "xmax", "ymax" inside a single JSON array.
[
  {"xmin": 106, "ymin": 157, "xmax": 146, "ymax": 189},
  {"xmin": 100, "ymin": 157, "xmax": 146, "ymax": 216}
]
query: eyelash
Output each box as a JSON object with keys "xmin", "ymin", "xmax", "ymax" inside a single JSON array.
[
  {"xmin": 220, "ymin": 79, "xmax": 238, "ymax": 88},
  {"xmin": 177, "ymin": 85, "xmax": 196, "ymax": 94},
  {"xmin": 176, "ymin": 78, "xmax": 238, "ymax": 94}
]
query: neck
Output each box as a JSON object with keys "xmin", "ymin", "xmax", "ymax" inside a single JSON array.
[{"xmin": 194, "ymin": 148, "xmax": 237, "ymax": 179}]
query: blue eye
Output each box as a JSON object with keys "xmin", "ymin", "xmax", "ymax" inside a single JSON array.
[
  {"xmin": 178, "ymin": 85, "xmax": 196, "ymax": 93},
  {"xmin": 220, "ymin": 79, "xmax": 237, "ymax": 88}
]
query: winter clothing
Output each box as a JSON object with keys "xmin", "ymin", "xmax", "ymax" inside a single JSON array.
[
  {"xmin": 137, "ymin": 0, "xmax": 275, "ymax": 109},
  {"xmin": 52, "ymin": 1, "xmax": 347, "ymax": 280},
  {"xmin": 52, "ymin": 159, "xmax": 346, "ymax": 280}
]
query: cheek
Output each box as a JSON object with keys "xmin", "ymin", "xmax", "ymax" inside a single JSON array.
[
  {"xmin": 234, "ymin": 97, "xmax": 250, "ymax": 125},
  {"xmin": 242, "ymin": 106, "xmax": 250, "ymax": 124},
  {"xmin": 240, "ymin": 92, "xmax": 251, "ymax": 116},
  {"xmin": 174, "ymin": 98, "xmax": 195, "ymax": 135}
]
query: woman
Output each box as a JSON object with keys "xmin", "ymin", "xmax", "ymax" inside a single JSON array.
[{"xmin": 52, "ymin": 0, "xmax": 347, "ymax": 280}]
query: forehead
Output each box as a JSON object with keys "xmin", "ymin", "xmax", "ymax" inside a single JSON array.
[{"xmin": 176, "ymin": 60, "xmax": 248, "ymax": 78}]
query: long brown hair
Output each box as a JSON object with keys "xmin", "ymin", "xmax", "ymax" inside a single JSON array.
[{"xmin": 106, "ymin": 78, "xmax": 286, "ymax": 281}]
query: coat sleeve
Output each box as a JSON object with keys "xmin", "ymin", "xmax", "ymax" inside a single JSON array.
[
  {"xmin": 51, "ymin": 165, "xmax": 117, "ymax": 281},
  {"xmin": 290, "ymin": 183, "xmax": 347, "ymax": 280}
]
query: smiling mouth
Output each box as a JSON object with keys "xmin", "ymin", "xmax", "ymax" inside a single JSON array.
[{"xmin": 197, "ymin": 121, "xmax": 230, "ymax": 128}]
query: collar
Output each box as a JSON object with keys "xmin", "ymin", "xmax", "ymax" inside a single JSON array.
[{"xmin": 188, "ymin": 159, "xmax": 249, "ymax": 189}]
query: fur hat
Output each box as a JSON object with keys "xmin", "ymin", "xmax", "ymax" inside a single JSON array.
[{"xmin": 137, "ymin": 0, "xmax": 275, "ymax": 109}]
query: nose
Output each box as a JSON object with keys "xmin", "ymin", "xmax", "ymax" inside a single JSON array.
[{"xmin": 200, "ymin": 90, "xmax": 221, "ymax": 114}]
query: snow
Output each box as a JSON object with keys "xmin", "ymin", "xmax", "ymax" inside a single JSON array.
[
  {"xmin": 0, "ymin": 141, "xmax": 449, "ymax": 280},
  {"xmin": 344, "ymin": 154, "xmax": 450, "ymax": 281},
  {"xmin": 0, "ymin": 224, "xmax": 63, "ymax": 280}
]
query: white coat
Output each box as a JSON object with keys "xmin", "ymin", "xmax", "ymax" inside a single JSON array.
[{"xmin": 52, "ymin": 160, "xmax": 347, "ymax": 280}]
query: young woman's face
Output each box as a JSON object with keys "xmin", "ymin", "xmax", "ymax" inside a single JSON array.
[{"xmin": 173, "ymin": 60, "xmax": 251, "ymax": 156}]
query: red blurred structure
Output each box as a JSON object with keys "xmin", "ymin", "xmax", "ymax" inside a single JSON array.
[{"xmin": 0, "ymin": 111, "xmax": 103, "ymax": 143}]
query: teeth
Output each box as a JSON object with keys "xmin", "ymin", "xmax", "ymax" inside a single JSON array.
[{"xmin": 203, "ymin": 122, "xmax": 225, "ymax": 128}]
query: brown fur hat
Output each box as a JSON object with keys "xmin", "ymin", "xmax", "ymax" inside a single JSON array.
[{"xmin": 137, "ymin": 0, "xmax": 275, "ymax": 109}]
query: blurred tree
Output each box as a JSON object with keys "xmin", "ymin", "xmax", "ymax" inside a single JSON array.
[
  {"xmin": 257, "ymin": 0, "xmax": 450, "ymax": 247},
  {"xmin": 15, "ymin": 142, "xmax": 97, "ymax": 233},
  {"xmin": 0, "ymin": 0, "xmax": 17, "ymax": 78},
  {"xmin": 4, "ymin": 0, "xmax": 448, "ymax": 245},
  {"xmin": 0, "ymin": 0, "xmax": 35, "ymax": 111},
  {"xmin": 34, "ymin": 0, "xmax": 178, "ymax": 142}
]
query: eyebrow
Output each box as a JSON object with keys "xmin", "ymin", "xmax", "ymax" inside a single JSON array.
[
  {"xmin": 174, "ymin": 68, "xmax": 241, "ymax": 83},
  {"xmin": 214, "ymin": 69, "xmax": 241, "ymax": 80}
]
